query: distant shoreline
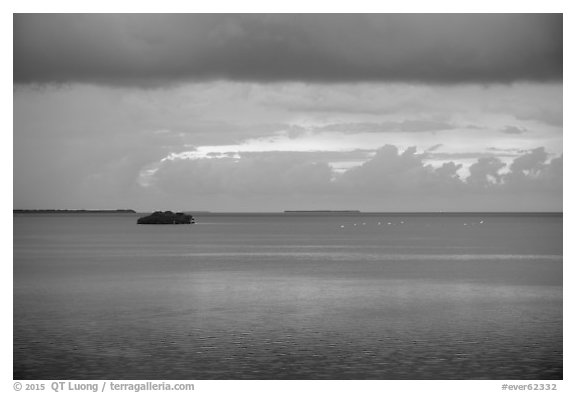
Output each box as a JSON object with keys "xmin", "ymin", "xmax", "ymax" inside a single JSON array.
[
  {"xmin": 284, "ymin": 210, "xmax": 361, "ymax": 213},
  {"xmin": 13, "ymin": 209, "xmax": 136, "ymax": 214}
]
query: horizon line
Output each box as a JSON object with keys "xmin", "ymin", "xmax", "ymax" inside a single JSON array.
[{"xmin": 13, "ymin": 209, "xmax": 563, "ymax": 215}]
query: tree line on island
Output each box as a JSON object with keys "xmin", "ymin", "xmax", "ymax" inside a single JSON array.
[{"xmin": 137, "ymin": 211, "xmax": 194, "ymax": 224}]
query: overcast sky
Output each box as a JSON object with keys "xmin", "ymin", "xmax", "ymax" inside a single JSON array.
[{"xmin": 13, "ymin": 14, "xmax": 562, "ymax": 212}]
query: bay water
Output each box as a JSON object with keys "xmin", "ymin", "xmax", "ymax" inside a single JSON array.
[{"xmin": 13, "ymin": 213, "xmax": 562, "ymax": 379}]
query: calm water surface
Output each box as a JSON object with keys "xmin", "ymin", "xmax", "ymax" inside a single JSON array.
[{"xmin": 13, "ymin": 213, "xmax": 562, "ymax": 379}]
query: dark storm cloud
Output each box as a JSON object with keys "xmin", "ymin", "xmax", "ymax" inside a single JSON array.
[{"xmin": 14, "ymin": 13, "xmax": 562, "ymax": 86}]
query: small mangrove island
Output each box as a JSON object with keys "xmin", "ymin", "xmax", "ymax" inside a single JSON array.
[{"xmin": 137, "ymin": 211, "xmax": 194, "ymax": 224}]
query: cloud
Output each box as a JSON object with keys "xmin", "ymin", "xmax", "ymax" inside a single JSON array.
[
  {"xmin": 501, "ymin": 125, "xmax": 528, "ymax": 134},
  {"xmin": 338, "ymin": 145, "xmax": 429, "ymax": 189},
  {"xmin": 332, "ymin": 145, "xmax": 473, "ymax": 198},
  {"xmin": 236, "ymin": 150, "xmax": 375, "ymax": 162},
  {"xmin": 487, "ymin": 147, "xmax": 527, "ymax": 153},
  {"xmin": 514, "ymin": 108, "xmax": 563, "ymax": 127},
  {"xmin": 14, "ymin": 14, "xmax": 562, "ymax": 86},
  {"xmin": 425, "ymin": 151, "xmax": 518, "ymax": 160},
  {"xmin": 13, "ymin": 80, "xmax": 562, "ymax": 211},
  {"xmin": 318, "ymin": 120, "xmax": 455, "ymax": 134},
  {"xmin": 503, "ymin": 147, "xmax": 562, "ymax": 191},
  {"xmin": 154, "ymin": 154, "xmax": 333, "ymax": 196},
  {"xmin": 466, "ymin": 157, "xmax": 507, "ymax": 188},
  {"xmin": 427, "ymin": 144, "xmax": 443, "ymax": 152},
  {"xmin": 146, "ymin": 145, "xmax": 561, "ymax": 211},
  {"xmin": 399, "ymin": 120, "xmax": 454, "ymax": 133},
  {"xmin": 509, "ymin": 146, "xmax": 548, "ymax": 173}
]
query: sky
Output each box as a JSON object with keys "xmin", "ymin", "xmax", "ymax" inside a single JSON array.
[{"xmin": 13, "ymin": 14, "xmax": 563, "ymax": 212}]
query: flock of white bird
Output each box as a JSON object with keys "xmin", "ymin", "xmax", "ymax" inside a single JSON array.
[{"xmin": 339, "ymin": 220, "xmax": 485, "ymax": 229}]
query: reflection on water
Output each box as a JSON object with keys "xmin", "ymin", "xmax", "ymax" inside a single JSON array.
[{"xmin": 14, "ymin": 213, "xmax": 562, "ymax": 379}]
